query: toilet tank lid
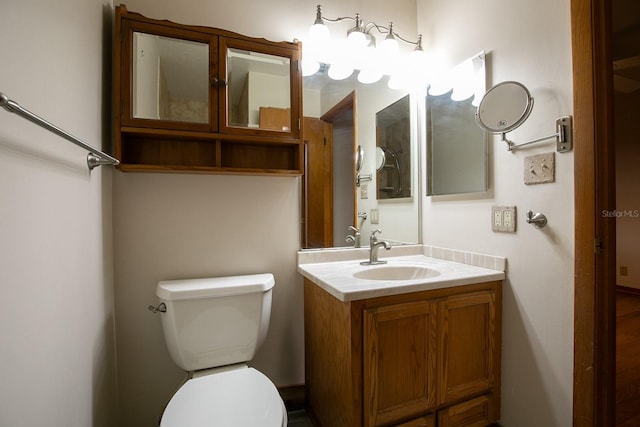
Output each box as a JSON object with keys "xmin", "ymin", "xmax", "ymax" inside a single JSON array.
[{"xmin": 157, "ymin": 274, "xmax": 274, "ymax": 301}]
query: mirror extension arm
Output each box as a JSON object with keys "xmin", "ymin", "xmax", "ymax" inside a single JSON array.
[{"xmin": 502, "ymin": 116, "xmax": 573, "ymax": 153}]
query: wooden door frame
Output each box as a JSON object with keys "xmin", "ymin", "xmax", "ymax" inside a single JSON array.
[
  {"xmin": 321, "ymin": 91, "xmax": 359, "ymax": 227},
  {"xmin": 571, "ymin": 0, "xmax": 617, "ymax": 425}
]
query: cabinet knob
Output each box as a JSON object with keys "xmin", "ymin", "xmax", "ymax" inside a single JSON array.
[{"xmin": 210, "ymin": 76, "xmax": 227, "ymax": 87}]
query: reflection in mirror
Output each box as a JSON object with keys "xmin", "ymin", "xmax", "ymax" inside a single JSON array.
[
  {"xmin": 302, "ymin": 71, "xmax": 420, "ymax": 249},
  {"xmin": 376, "ymin": 95, "xmax": 411, "ymax": 199},
  {"xmin": 356, "ymin": 145, "xmax": 364, "ymax": 172},
  {"xmin": 226, "ymin": 48, "xmax": 291, "ymax": 130},
  {"xmin": 375, "ymin": 147, "xmax": 386, "ymax": 171},
  {"xmin": 133, "ymin": 32, "xmax": 209, "ymax": 123},
  {"xmin": 426, "ymin": 53, "xmax": 487, "ymax": 196}
]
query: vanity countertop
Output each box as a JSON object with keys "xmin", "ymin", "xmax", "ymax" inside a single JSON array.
[{"xmin": 297, "ymin": 245, "xmax": 506, "ymax": 301}]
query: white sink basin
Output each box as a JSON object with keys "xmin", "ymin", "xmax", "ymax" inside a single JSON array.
[{"xmin": 353, "ymin": 265, "xmax": 441, "ymax": 281}]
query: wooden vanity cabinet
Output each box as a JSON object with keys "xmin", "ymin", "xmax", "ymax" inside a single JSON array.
[
  {"xmin": 304, "ymin": 279, "xmax": 501, "ymax": 427},
  {"xmin": 113, "ymin": 5, "xmax": 303, "ymax": 174}
]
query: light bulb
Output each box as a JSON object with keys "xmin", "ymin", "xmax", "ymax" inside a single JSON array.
[
  {"xmin": 302, "ymin": 59, "xmax": 320, "ymax": 77},
  {"xmin": 328, "ymin": 63, "xmax": 354, "ymax": 80},
  {"xmin": 450, "ymin": 59, "xmax": 475, "ymax": 101},
  {"xmin": 387, "ymin": 73, "xmax": 407, "ymax": 90},
  {"xmin": 358, "ymin": 67, "xmax": 383, "ymax": 84},
  {"xmin": 308, "ymin": 22, "xmax": 330, "ymax": 44},
  {"xmin": 347, "ymin": 30, "xmax": 367, "ymax": 48},
  {"xmin": 380, "ymin": 37, "xmax": 399, "ymax": 56},
  {"xmin": 428, "ymin": 73, "xmax": 453, "ymax": 96}
]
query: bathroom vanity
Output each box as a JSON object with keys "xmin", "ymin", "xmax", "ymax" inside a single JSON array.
[{"xmin": 298, "ymin": 246, "xmax": 505, "ymax": 427}]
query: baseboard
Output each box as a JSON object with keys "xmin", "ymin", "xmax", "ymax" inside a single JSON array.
[
  {"xmin": 278, "ymin": 384, "xmax": 305, "ymax": 412},
  {"xmin": 617, "ymin": 285, "xmax": 640, "ymax": 296}
]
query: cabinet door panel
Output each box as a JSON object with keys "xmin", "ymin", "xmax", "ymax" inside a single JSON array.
[
  {"xmin": 120, "ymin": 19, "xmax": 217, "ymax": 132},
  {"xmin": 438, "ymin": 395, "xmax": 492, "ymax": 427},
  {"xmin": 219, "ymin": 37, "xmax": 301, "ymax": 138},
  {"xmin": 438, "ymin": 291, "xmax": 496, "ymax": 405},
  {"xmin": 364, "ymin": 301, "xmax": 437, "ymax": 427}
]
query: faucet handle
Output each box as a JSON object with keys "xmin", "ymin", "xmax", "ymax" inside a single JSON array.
[
  {"xmin": 370, "ymin": 229, "xmax": 382, "ymax": 242},
  {"xmin": 348, "ymin": 225, "xmax": 359, "ymax": 233}
]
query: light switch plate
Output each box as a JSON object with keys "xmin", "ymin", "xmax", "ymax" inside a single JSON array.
[
  {"xmin": 524, "ymin": 152, "xmax": 555, "ymax": 185},
  {"xmin": 370, "ymin": 209, "xmax": 379, "ymax": 224}
]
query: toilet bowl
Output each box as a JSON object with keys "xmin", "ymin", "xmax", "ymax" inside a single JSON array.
[
  {"xmin": 155, "ymin": 274, "xmax": 287, "ymax": 426},
  {"xmin": 160, "ymin": 366, "xmax": 287, "ymax": 426}
]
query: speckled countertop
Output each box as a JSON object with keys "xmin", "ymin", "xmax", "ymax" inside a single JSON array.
[{"xmin": 297, "ymin": 245, "xmax": 506, "ymax": 301}]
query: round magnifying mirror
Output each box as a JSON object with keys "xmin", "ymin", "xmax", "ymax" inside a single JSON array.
[
  {"xmin": 476, "ymin": 81, "xmax": 534, "ymax": 133},
  {"xmin": 355, "ymin": 145, "xmax": 364, "ymax": 172},
  {"xmin": 375, "ymin": 147, "xmax": 386, "ymax": 172}
]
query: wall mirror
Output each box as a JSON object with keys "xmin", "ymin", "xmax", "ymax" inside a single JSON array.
[
  {"xmin": 426, "ymin": 52, "xmax": 487, "ymax": 196},
  {"xmin": 376, "ymin": 94, "xmax": 411, "ymax": 199},
  {"xmin": 133, "ymin": 32, "xmax": 210, "ymax": 123},
  {"xmin": 302, "ymin": 72, "xmax": 420, "ymax": 249}
]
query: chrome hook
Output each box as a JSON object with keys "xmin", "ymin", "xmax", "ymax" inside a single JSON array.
[{"xmin": 526, "ymin": 210, "xmax": 548, "ymax": 228}]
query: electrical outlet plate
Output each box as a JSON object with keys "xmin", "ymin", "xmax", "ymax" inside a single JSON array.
[
  {"xmin": 492, "ymin": 206, "xmax": 517, "ymax": 232},
  {"xmin": 524, "ymin": 152, "xmax": 555, "ymax": 185}
]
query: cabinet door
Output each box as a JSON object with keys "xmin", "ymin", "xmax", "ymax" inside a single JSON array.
[
  {"xmin": 364, "ymin": 301, "xmax": 437, "ymax": 427},
  {"xmin": 438, "ymin": 291, "xmax": 496, "ymax": 405},
  {"xmin": 119, "ymin": 18, "xmax": 218, "ymax": 132},
  {"xmin": 219, "ymin": 37, "xmax": 301, "ymax": 138}
]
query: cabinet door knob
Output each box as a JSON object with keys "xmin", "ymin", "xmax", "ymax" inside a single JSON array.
[{"xmin": 210, "ymin": 76, "xmax": 227, "ymax": 87}]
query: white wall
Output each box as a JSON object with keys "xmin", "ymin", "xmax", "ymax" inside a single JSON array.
[
  {"xmin": 0, "ymin": 1, "xmax": 117, "ymax": 426},
  {"xmin": 417, "ymin": 0, "xmax": 574, "ymax": 426}
]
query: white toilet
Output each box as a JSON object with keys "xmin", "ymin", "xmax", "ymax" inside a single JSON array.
[{"xmin": 155, "ymin": 273, "xmax": 288, "ymax": 427}]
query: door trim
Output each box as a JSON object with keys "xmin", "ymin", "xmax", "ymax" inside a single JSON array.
[{"xmin": 571, "ymin": 0, "xmax": 616, "ymax": 425}]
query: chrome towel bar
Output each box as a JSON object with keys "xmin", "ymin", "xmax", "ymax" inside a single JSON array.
[{"xmin": 0, "ymin": 91, "xmax": 119, "ymax": 170}]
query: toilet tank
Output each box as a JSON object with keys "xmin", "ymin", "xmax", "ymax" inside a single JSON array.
[{"xmin": 156, "ymin": 274, "xmax": 274, "ymax": 372}]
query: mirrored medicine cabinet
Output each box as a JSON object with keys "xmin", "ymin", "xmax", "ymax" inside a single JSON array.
[
  {"xmin": 114, "ymin": 5, "xmax": 303, "ymax": 174},
  {"xmin": 426, "ymin": 52, "xmax": 488, "ymax": 196}
]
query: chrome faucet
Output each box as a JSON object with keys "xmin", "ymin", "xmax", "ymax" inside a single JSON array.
[
  {"xmin": 361, "ymin": 229, "xmax": 391, "ymax": 265},
  {"xmin": 346, "ymin": 226, "xmax": 361, "ymax": 248},
  {"xmin": 346, "ymin": 212, "xmax": 368, "ymax": 248}
]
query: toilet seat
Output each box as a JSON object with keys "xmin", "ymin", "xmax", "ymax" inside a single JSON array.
[{"xmin": 160, "ymin": 366, "xmax": 287, "ymax": 427}]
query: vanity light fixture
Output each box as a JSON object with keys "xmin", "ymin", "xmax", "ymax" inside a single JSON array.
[{"xmin": 304, "ymin": 5, "xmax": 427, "ymax": 87}]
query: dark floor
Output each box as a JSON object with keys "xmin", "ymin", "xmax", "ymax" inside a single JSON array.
[
  {"xmin": 616, "ymin": 290, "xmax": 640, "ymax": 426},
  {"xmin": 287, "ymin": 410, "xmax": 313, "ymax": 426}
]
